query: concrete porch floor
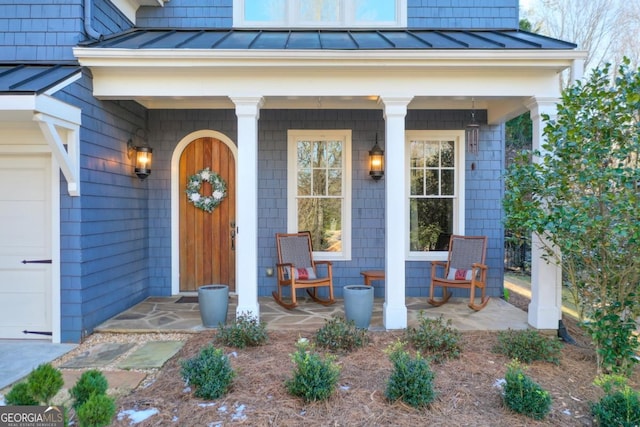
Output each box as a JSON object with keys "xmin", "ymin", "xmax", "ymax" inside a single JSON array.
[{"xmin": 95, "ymin": 294, "xmax": 529, "ymax": 334}]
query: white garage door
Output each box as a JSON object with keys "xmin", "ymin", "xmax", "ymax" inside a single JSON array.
[{"xmin": 0, "ymin": 154, "xmax": 52, "ymax": 339}]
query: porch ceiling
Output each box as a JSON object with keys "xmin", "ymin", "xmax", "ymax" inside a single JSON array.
[{"xmin": 73, "ymin": 29, "xmax": 586, "ymax": 124}]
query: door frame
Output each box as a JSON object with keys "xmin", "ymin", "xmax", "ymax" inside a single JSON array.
[{"xmin": 171, "ymin": 130, "xmax": 238, "ymax": 295}]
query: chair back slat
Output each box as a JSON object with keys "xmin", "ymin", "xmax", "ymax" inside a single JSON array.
[
  {"xmin": 278, "ymin": 235, "xmax": 313, "ymax": 269},
  {"xmin": 448, "ymin": 236, "xmax": 486, "ymax": 270}
]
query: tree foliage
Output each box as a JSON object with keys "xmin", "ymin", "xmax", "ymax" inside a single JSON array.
[{"xmin": 503, "ymin": 59, "xmax": 640, "ymax": 375}]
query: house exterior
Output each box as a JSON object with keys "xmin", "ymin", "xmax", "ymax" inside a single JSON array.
[{"xmin": 0, "ymin": 0, "xmax": 585, "ymax": 343}]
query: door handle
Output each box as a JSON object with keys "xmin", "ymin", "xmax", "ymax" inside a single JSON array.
[
  {"xmin": 230, "ymin": 221, "xmax": 236, "ymax": 251},
  {"xmin": 22, "ymin": 259, "xmax": 52, "ymax": 264}
]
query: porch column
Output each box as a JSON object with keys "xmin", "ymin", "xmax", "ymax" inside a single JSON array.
[
  {"xmin": 231, "ymin": 96, "xmax": 264, "ymax": 319},
  {"xmin": 526, "ymin": 97, "xmax": 562, "ymax": 330},
  {"xmin": 380, "ymin": 96, "xmax": 412, "ymax": 329}
]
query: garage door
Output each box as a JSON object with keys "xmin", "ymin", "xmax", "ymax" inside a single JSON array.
[{"xmin": 0, "ymin": 154, "xmax": 51, "ymax": 339}]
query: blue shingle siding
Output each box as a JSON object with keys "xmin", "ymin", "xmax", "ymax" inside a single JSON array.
[
  {"xmin": 54, "ymin": 70, "xmax": 150, "ymax": 342},
  {"xmin": 138, "ymin": 0, "xmax": 517, "ymax": 30},
  {"xmin": 0, "ymin": 0, "xmax": 83, "ymax": 61},
  {"xmin": 137, "ymin": 0, "xmax": 233, "ymax": 28},
  {"xmin": 93, "ymin": 0, "xmax": 133, "ymax": 35},
  {"xmin": 408, "ymin": 0, "xmax": 519, "ymax": 30},
  {"xmin": 0, "ymin": 0, "xmax": 131, "ymax": 62}
]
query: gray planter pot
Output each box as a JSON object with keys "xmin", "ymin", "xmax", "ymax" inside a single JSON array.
[
  {"xmin": 198, "ymin": 284, "xmax": 229, "ymax": 328},
  {"xmin": 343, "ymin": 285, "xmax": 374, "ymax": 329}
]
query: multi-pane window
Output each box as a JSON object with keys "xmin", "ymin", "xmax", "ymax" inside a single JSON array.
[
  {"xmin": 407, "ymin": 131, "xmax": 465, "ymax": 258},
  {"xmin": 288, "ymin": 130, "xmax": 351, "ymax": 260},
  {"xmin": 235, "ymin": 0, "xmax": 406, "ymax": 28}
]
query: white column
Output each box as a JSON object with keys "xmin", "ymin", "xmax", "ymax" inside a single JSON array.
[
  {"xmin": 380, "ymin": 96, "xmax": 412, "ymax": 329},
  {"xmin": 570, "ymin": 59, "xmax": 585, "ymax": 85},
  {"xmin": 526, "ymin": 97, "xmax": 562, "ymax": 330},
  {"xmin": 231, "ymin": 96, "xmax": 264, "ymax": 319}
]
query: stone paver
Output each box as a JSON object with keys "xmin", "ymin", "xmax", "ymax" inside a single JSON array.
[
  {"xmin": 60, "ymin": 343, "xmax": 135, "ymax": 368},
  {"xmin": 117, "ymin": 341, "xmax": 184, "ymax": 369},
  {"xmin": 60, "ymin": 369, "xmax": 146, "ymax": 392}
]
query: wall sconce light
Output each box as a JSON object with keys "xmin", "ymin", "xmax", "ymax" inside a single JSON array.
[
  {"xmin": 465, "ymin": 98, "xmax": 480, "ymax": 155},
  {"xmin": 369, "ymin": 133, "xmax": 384, "ymax": 181},
  {"xmin": 127, "ymin": 129, "xmax": 153, "ymax": 180}
]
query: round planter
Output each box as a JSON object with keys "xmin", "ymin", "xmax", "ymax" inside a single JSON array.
[
  {"xmin": 198, "ymin": 284, "xmax": 229, "ymax": 328},
  {"xmin": 343, "ymin": 285, "xmax": 374, "ymax": 329}
]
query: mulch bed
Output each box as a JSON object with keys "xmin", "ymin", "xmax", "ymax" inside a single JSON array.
[{"xmin": 110, "ymin": 293, "xmax": 640, "ymax": 426}]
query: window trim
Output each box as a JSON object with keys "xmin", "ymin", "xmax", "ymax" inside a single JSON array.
[
  {"xmin": 405, "ymin": 130, "xmax": 466, "ymax": 262},
  {"xmin": 287, "ymin": 129, "xmax": 352, "ymax": 261},
  {"xmin": 233, "ymin": 0, "xmax": 407, "ymax": 28}
]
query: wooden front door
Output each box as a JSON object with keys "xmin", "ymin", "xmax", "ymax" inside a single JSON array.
[{"xmin": 179, "ymin": 137, "xmax": 236, "ymax": 292}]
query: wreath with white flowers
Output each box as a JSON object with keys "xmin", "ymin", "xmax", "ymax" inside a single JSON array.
[{"xmin": 185, "ymin": 167, "xmax": 227, "ymax": 213}]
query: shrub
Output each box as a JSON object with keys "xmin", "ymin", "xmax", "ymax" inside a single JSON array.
[
  {"xmin": 215, "ymin": 313, "xmax": 268, "ymax": 349},
  {"xmin": 314, "ymin": 316, "xmax": 369, "ymax": 353},
  {"xmin": 27, "ymin": 363, "xmax": 64, "ymax": 405},
  {"xmin": 75, "ymin": 393, "xmax": 116, "ymax": 427},
  {"xmin": 493, "ymin": 329, "xmax": 562, "ymax": 364},
  {"xmin": 4, "ymin": 382, "xmax": 38, "ymax": 406},
  {"xmin": 404, "ymin": 313, "xmax": 462, "ymax": 363},
  {"xmin": 503, "ymin": 360, "xmax": 552, "ymax": 420},
  {"xmin": 285, "ymin": 339, "xmax": 341, "ymax": 402},
  {"xmin": 385, "ymin": 341, "xmax": 436, "ymax": 408},
  {"xmin": 181, "ymin": 345, "xmax": 235, "ymax": 400},
  {"xmin": 591, "ymin": 374, "xmax": 640, "ymax": 426},
  {"xmin": 70, "ymin": 369, "xmax": 109, "ymax": 410}
]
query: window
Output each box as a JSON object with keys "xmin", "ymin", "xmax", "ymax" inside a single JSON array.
[
  {"xmin": 406, "ymin": 131, "xmax": 465, "ymax": 260},
  {"xmin": 235, "ymin": 0, "xmax": 406, "ymax": 28},
  {"xmin": 288, "ymin": 130, "xmax": 352, "ymax": 261}
]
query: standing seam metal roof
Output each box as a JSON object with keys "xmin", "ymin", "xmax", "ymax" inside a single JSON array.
[
  {"xmin": 0, "ymin": 64, "xmax": 81, "ymax": 95},
  {"xmin": 80, "ymin": 28, "xmax": 577, "ymax": 50}
]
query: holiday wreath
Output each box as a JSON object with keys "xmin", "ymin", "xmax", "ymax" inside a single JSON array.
[{"xmin": 185, "ymin": 167, "xmax": 227, "ymax": 213}]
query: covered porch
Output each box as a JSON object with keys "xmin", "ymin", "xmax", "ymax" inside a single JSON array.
[{"xmin": 74, "ymin": 28, "xmax": 586, "ymax": 333}]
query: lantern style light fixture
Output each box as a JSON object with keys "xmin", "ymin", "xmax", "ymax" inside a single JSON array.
[
  {"xmin": 369, "ymin": 133, "xmax": 384, "ymax": 181},
  {"xmin": 465, "ymin": 98, "xmax": 480, "ymax": 155},
  {"xmin": 127, "ymin": 128, "xmax": 153, "ymax": 180}
]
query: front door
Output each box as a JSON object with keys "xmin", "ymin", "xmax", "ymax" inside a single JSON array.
[
  {"xmin": 179, "ymin": 137, "xmax": 236, "ymax": 292},
  {"xmin": 0, "ymin": 154, "xmax": 52, "ymax": 339}
]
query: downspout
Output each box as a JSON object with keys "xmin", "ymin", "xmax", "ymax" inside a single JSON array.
[{"xmin": 83, "ymin": 0, "xmax": 103, "ymax": 40}]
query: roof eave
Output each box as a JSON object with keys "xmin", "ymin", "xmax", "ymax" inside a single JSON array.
[{"xmin": 74, "ymin": 48, "xmax": 588, "ymax": 76}]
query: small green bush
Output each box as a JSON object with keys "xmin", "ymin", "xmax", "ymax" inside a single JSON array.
[
  {"xmin": 4, "ymin": 382, "xmax": 38, "ymax": 406},
  {"xmin": 285, "ymin": 339, "xmax": 341, "ymax": 402},
  {"xmin": 27, "ymin": 363, "xmax": 64, "ymax": 405},
  {"xmin": 385, "ymin": 341, "xmax": 436, "ymax": 408},
  {"xmin": 75, "ymin": 393, "xmax": 116, "ymax": 427},
  {"xmin": 70, "ymin": 369, "xmax": 109, "ymax": 410},
  {"xmin": 493, "ymin": 329, "xmax": 562, "ymax": 364},
  {"xmin": 404, "ymin": 313, "xmax": 462, "ymax": 363},
  {"xmin": 181, "ymin": 345, "xmax": 235, "ymax": 400},
  {"xmin": 591, "ymin": 375, "xmax": 640, "ymax": 426},
  {"xmin": 215, "ymin": 313, "xmax": 269, "ymax": 349},
  {"xmin": 503, "ymin": 360, "xmax": 552, "ymax": 420},
  {"xmin": 314, "ymin": 316, "xmax": 369, "ymax": 353}
]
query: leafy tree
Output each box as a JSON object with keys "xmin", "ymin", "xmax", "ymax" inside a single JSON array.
[{"xmin": 503, "ymin": 59, "xmax": 640, "ymax": 376}]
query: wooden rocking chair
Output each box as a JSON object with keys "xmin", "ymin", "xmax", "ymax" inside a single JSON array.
[
  {"xmin": 273, "ymin": 232, "xmax": 335, "ymax": 309},
  {"xmin": 428, "ymin": 235, "xmax": 490, "ymax": 311}
]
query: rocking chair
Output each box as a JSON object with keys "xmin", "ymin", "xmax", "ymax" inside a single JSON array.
[
  {"xmin": 273, "ymin": 232, "xmax": 335, "ymax": 309},
  {"xmin": 428, "ymin": 235, "xmax": 490, "ymax": 311}
]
